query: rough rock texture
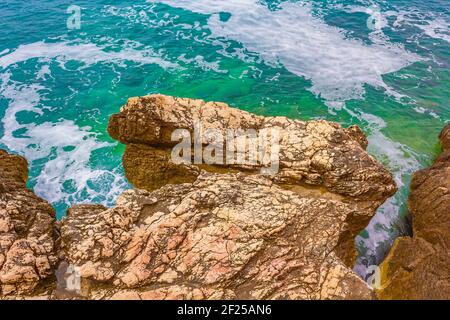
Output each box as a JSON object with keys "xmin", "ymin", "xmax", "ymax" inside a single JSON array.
[
  {"xmin": 0, "ymin": 95, "xmax": 400, "ymax": 300},
  {"xmin": 60, "ymin": 172, "xmax": 375, "ymax": 300},
  {"xmin": 108, "ymin": 94, "xmax": 396, "ymax": 266},
  {"xmin": 378, "ymin": 124, "xmax": 450, "ymax": 300},
  {"xmin": 0, "ymin": 150, "xmax": 58, "ymax": 297},
  {"xmin": 108, "ymin": 95, "xmax": 392, "ymax": 201}
]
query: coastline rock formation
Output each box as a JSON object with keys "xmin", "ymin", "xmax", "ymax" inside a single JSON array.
[
  {"xmin": 0, "ymin": 95, "xmax": 400, "ymax": 300},
  {"xmin": 108, "ymin": 95, "xmax": 393, "ymax": 201},
  {"xmin": 108, "ymin": 94, "xmax": 396, "ymax": 266},
  {"xmin": 60, "ymin": 172, "xmax": 375, "ymax": 300},
  {"xmin": 378, "ymin": 124, "xmax": 450, "ymax": 300},
  {"xmin": 0, "ymin": 150, "xmax": 58, "ymax": 297}
]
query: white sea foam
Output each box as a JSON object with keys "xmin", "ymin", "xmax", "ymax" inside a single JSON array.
[
  {"xmin": 154, "ymin": 0, "xmax": 420, "ymax": 108},
  {"xmin": 178, "ymin": 54, "xmax": 227, "ymax": 73},
  {"xmin": 345, "ymin": 107, "xmax": 422, "ymax": 275},
  {"xmin": 0, "ymin": 71, "xmax": 128, "ymax": 211},
  {"xmin": 335, "ymin": 1, "xmax": 450, "ymax": 44},
  {"xmin": 36, "ymin": 64, "xmax": 52, "ymax": 80},
  {"xmin": 339, "ymin": 3, "xmax": 391, "ymax": 32},
  {"xmin": 413, "ymin": 106, "xmax": 440, "ymax": 119},
  {"xmin": 390, "ymin": 9, "xmax": 450, "ymax": 43},
  {"xmin": 412, "ymin": 17, "xmax": 450, "ymax": 43},
  {"xmin": 0, "ymin": 40, "xmax": 179, "ymax": 70},
  {"xmin": 0, "ymin": 37, "xmax": 180, "ymax": 209}
]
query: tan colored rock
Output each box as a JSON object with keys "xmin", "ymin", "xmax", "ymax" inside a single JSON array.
[
  {"xmin": 0, "ymin": 95, "xmax": 398, "ymax": 300},
  {"xmin": 439, "ymin": 124, "xmax": 450, "ymax": 151},
  {"xmin": 0, "ymin": 150, "xmax": 58, "ymax": 297},
  {"xmin": 378, "ymin": 124, "xmax": 450, "ymax": 300},
  {"xmin": 109, "ymin": 95, "xmax": 394, "ymax": 201},
  {"xmin": 121, "ymin": 144, "xmax": 201, "ymax": 191},
  {"xmin": 60, "ymin": 172, "xmax": 375, "ymax": 300},
  {"xmin": 108, "ymin": 94, "xmax": 396, "ymax": 266}
]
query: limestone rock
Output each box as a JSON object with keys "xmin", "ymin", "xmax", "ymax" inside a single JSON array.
[
  {"xmin": 0, "ymin": 150, "xmax": 58, "ymax": 297},
  {"xmin": 0, "ymin": 95, "xmax": 398, "ymax": 300},
  {"xmin": 108, "ymin": 94, "xmax": 396, "ymax": 266},
  {"xmin": 109, "ymin": 95, "xmax": 395, "ymax": 201},
  {"xmin": 60, "ymin": 172, "xmax": 375, "ymax": 300},
  {"xmin": 378, "ymin": 124, "xmax": 450, "ymax": 300}
]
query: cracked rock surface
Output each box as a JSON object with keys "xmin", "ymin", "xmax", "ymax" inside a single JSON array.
[
  {"xmin": 0, "ymin": 95, "xmax": 402, "ymax": 300},
  {"xmin": 378, "ymin": 124, "xmax": 450, "ymax": 300},
  {"xmin": 108, "ymin": 94, "xmax": 397, "ymax": 266},
  {"xmin": 60, "ymin": 172, "xmax": 375, "ymax": 300},
  {"xmin": 109, "ymin": 95, "xmax": 395, "ymax": 202},
  {"xmin": 0, "ymin": 150, "xmax": 58, "ymax": 297}
]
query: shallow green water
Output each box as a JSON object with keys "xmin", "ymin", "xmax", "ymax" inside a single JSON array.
[{"xmin": 0, "ymin": 0, "xmax": 448, "ymax": 277}]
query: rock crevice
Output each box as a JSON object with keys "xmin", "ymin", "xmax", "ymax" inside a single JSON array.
[{"xmin": 378, "ymin": 124, "xmax": 450, "ymax": 300}]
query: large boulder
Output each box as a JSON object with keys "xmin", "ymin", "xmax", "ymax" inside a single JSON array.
[
  {"xmin": 108, "ymin": 95, "xmax": 394, "ymax": 201},
  {"xmin": 108, "ymin": 94, "xmax": 396, "ymax": 266},
  {"xmin": 378, "ymin": 124, "xmax": 450, "ymax": 299},
  {"xmin": 0, "ymin": 150, "xmax": 58, "ymax": 297},
  {"xmin": 60, "ymin": 172, "xmax": 375, "ymax": 300}
]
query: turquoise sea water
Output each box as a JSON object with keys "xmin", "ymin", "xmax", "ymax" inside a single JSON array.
[{"xmin": 0, "ymin": 0, "xmax": 449, "ymax": 277}]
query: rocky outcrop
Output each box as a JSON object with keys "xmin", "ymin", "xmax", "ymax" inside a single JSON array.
[
  {"xmin": 55, "ymin": 95, "xmax": 394, "ymax": 300},
  {"xmin": 0, "ymin": 95, "xmax": 399, "ymax": 300},
  {"xmin": 108, "ymin": 95, "xmax": 396, "ymax": 266},
  {"xmin": 378, "ymin": 124, "xmax": 450, "ymax": 300},
  {"xmin": 0, "ymin": 150, "xmax": 58, "ymax": 297},
  {"xmin": 59, "ymin": 172, "xmax": 375, "ymax": 300},
  {"xmin": 108, "ymin": 95, "xmax": 393, "ymax": 201}
]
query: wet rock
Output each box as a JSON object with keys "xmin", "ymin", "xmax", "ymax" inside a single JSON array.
[{"xmin": 378, "ymin": 124, "xmax": 450, "ymax": 300}]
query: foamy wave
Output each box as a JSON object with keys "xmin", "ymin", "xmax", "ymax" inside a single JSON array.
[
  {"xmin": 414, "ymin": 18, "xmax": 450, "ymax": 43},
  {"xmin": 0, "ymin": 37, "xmax": 180, "ymax": 211},
  {"xmin": 0, "ymin": 40, "xmax": 179, "ymax": 70},
  {"xmin": 178, "ymin": 54, "xmax": 227, "ymax": 73},
  {"xmin": 344, "ymin": 3, "xmax": 449, "ymax": 42},
  {"xmin": 390, "ymin": 8, "xmax": 450, "ymax": 43},
  {"xmin": 154, "ymin": 0, "xmax": 420, "ymax": 107},
  {"xmin": 0, "ymin": 71, "xmax": 129, "ymax": 214},
  {"xmin": 102, "ymin": 5, "xmax": 231, "ymax": 75},
  {"xmin": 345, "ymin": 108, "xmax": 422, "ymax": 277}
]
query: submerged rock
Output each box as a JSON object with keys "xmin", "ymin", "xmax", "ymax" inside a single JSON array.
[
  {"xmin": 0, "ymin": 150, "xmax": 58, "ymax": 297},
  {"xmin": 378, "ymin": 124, "xmax": 450, "ymax": 300}
]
